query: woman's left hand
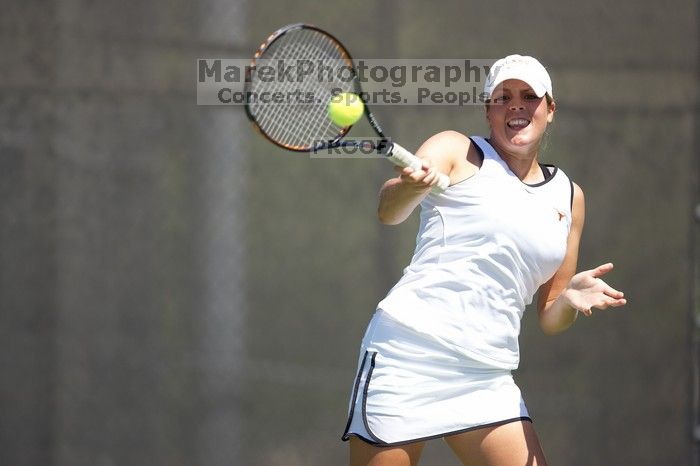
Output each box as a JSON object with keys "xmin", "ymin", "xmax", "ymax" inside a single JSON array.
[{"xmin": 562, "ymin": 263, "xmax": 627, "ymax": 316}]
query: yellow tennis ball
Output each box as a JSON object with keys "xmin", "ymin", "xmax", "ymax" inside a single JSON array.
[{"xmin": 328, "ymin": 92, "xmax": 364, "ymax": 127}]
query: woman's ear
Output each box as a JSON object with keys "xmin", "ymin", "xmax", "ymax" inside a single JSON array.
[{"xmin": 546, "ymin": 99, "xmax": 556, "ymax": 123}]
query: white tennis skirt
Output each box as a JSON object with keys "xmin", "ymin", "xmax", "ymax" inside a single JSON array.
[{"xmin": 342, "ymin": 310, "xmax": 530, "ymax": 445}]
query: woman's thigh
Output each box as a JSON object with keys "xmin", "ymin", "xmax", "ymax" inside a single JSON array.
[
  {"xmin": 349, "ymin": 436, "xmax": 426, "ymax": 466},
  {"xmin": 444, "ymin": 420, "xmax": 548, "ymax": 466}
]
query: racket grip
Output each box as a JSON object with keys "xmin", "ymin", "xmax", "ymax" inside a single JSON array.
[{"xmin": 384, "ymin": 142, "xmax": 450, "ymax": 192}]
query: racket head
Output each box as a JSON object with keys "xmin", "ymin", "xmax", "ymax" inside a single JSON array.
[{"xmin": 245, "ymin": 24, "xmax": 362, "ymax": 152}]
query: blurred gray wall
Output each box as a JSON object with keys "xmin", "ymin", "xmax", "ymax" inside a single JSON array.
[
  {"xmin": 0, "ymin": 1, "xmax": 697, "ymax": 466},
  {"xmin": 0, "ymin": 1, "xmax": 249, "ymax": 465}
]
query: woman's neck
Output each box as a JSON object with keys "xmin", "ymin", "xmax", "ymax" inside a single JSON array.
[{"xmin": 489, "ymin": 137, "xmax": 543, "ymax": 183}]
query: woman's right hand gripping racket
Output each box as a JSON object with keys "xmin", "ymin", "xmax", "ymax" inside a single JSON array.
[{"xmin": 244, "ymin": 23, "xmax": 450, "ymax": 192}]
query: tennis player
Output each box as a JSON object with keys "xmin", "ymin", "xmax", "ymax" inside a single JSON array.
[{"xmin": 341, "ymin": 55, "xmax": 627, "ymax": 466}]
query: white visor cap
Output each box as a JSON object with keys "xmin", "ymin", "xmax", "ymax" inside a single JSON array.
[{"xmin": 484, "ymin": 55, "xmax": 553, "ymax": 99}]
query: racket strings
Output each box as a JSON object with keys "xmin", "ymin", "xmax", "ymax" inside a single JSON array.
[
  {"xmin": 268, "ymin": 29, "xmax": 331, "ymax": 146},
  {"xmin": 250, "ymin": 34, "xmax": 315, "ymax": 145},
  {"xmin": 292, "ymin": 30, "xmax": 338, "ymax": 146},
  {"xmin": 248, "ymin": 28, "xmax": 356, "ymax": 149},
  {"xmin": 256, "ymin": 29, "xmax": 340, "ymax": 147}
]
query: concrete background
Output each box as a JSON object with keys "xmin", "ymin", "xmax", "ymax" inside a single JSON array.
[{"xmin": 0, "ymin": 0, "xmax": 697, "ymax": 465}]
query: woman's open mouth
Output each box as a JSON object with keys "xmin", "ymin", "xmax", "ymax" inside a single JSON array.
[{"xmin": 507, "ymin": 118, "xmax": 530, "ymax": 130}]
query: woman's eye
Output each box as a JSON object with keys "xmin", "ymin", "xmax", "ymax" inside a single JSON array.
[
  {"xmin": 525, "ymin": 94, "xmax": 538, "ymax": 100},
  {"xmin": 493, "ymin": 95, "xmax": 509, "ymax": 103}
]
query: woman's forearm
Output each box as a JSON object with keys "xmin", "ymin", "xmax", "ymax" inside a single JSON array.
[
  {"xmin": 377, "ymin": 178, "xmax": 431, "ymax": 225},
  {"xmin": 539, "ymin": 290, "xmax": 578, "ymax": 335}
]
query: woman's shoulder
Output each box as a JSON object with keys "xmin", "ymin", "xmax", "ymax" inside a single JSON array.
[
  {"xmin": 416, "ymin": 131, "xmax": 481, "ymax": 183},
  {"xmin": 416, "ymin": 130, "xmax": 473, "ymax": 162}
]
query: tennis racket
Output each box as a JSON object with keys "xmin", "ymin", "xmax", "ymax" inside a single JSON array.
[{"xmin": 244, "ymin": 23, "xmax": 450, "ymax": 191}]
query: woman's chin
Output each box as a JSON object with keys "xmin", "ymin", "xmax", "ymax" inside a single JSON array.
[
  {"xmin": 507, "ymin": 131, "xmax": 534, "ymax": 146},
  {"xmin": 491, "ymin": 128, "xmax": 541, "ymax": 152}
]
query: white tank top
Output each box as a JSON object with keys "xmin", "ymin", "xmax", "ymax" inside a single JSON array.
[{"xmin": 377, "ymin": 136, "xmax": 573, "ymax": 369}]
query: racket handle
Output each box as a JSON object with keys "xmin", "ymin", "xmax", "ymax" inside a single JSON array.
[{"xmin": 384, "ymin": 142, "xmax": 450, "ymax": 192}]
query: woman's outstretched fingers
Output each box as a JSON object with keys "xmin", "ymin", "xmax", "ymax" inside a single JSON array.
[
  {"xmin": 604, "ymin": 284, "xmax": 625, "ymax": 299},
  {"xmin": 607, "ymin": 294, "xmax": 627, "ymax": 307},
  {"xmin": 591, "ymin": 262, "xmax": 614, "ymax": 278},
  {"xmin": 599, "ymin": 267, "xmax": 627, "ymax": 307},
  {"xmin": 565, "ymin": 262, "xmax": 628, "ymax": 317}
]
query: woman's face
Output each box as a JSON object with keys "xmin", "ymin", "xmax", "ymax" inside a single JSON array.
[{"xmin": 486, "ymin": 79, "xmax": 555, "ymax": 152}]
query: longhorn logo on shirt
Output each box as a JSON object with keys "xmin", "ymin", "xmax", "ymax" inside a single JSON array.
[{"xmin": 554, "ymin": 209, "xmax": 566, "ymax": 221}]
